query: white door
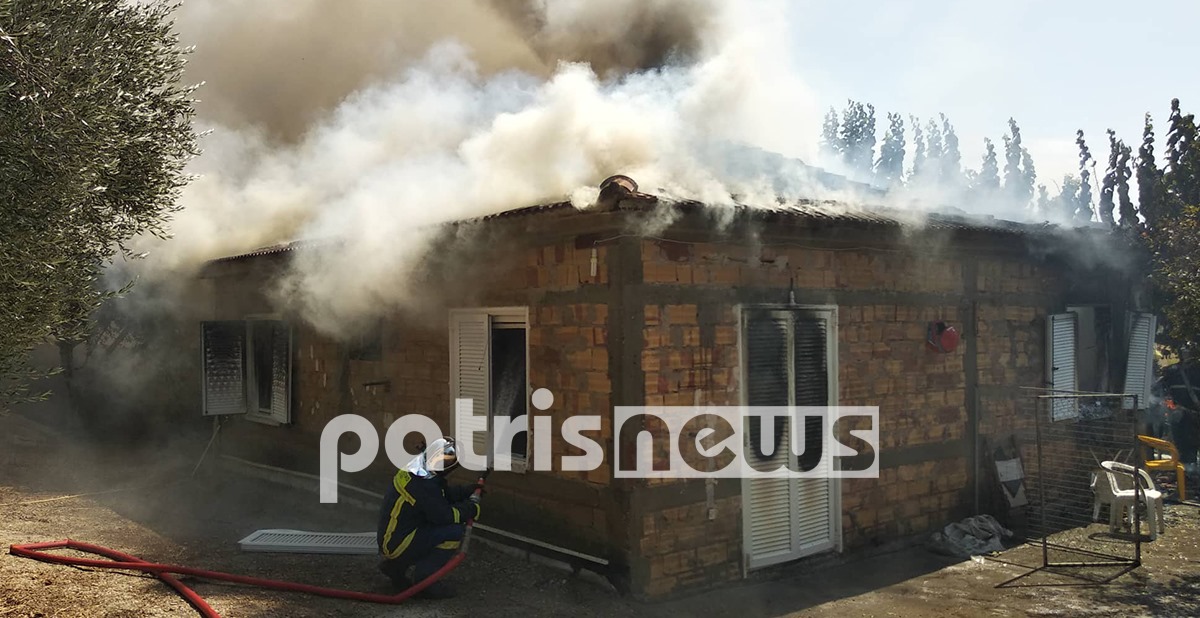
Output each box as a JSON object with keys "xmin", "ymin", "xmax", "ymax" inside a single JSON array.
[{"xmin": 741, "ymin": 308, "xmax": 840, "ymax": 571}]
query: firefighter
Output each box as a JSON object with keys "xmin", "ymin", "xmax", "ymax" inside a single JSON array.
[{"xmin": 377, "ymin": 437, "xmax": 481, "ymax": 599}]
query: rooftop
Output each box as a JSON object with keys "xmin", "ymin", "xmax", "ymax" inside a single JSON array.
[{"xmin": 208, "ymin": 174, "xmax": 1106, "ymax": 264}]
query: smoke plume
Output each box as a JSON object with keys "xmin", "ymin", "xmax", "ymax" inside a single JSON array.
[{"xmin": 131, "ymin": 0, "xmax": 833, "ymax": 335}]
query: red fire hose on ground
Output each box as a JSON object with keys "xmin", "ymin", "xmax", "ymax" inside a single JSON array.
[{"xmin": 8, "ymin": 475, "xmax": 488, "ymax": 618}]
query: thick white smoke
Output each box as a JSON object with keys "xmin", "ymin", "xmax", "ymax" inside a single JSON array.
[{"xmin": 132, "ymin": 0, "xmax": 832, "ymax": 335}]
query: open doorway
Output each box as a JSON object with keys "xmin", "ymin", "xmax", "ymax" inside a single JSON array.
[
  {"xmin": 491, "ymin": 323, "xmax": 528, "ymax": 460},
  {"xmin": 449, "ymin": 308, "xmax": 530, "ymax": 470}
]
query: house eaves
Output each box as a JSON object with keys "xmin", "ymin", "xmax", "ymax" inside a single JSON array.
[{"xmin": 205, "ymin": 186, "xmax": 1107, "ymax": 265}]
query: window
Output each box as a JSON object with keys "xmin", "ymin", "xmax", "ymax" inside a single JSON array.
[
  {"xmin": 349, "ymin": 319, "xmax": 384, "ymax": 362},
  {"xmin": 740, "ymin": 306, "xmax": 840, "ymax": 570},
  {"xmin": 449, "ymin": 308, "xmax": 529, "ymax": 471},
  {"xmin": 1066, "ymin": 305, "xmax": 1112, "ymax": 393},
  {"xmin": 1048, "ymin": 309, "xmax": 1156, "ymax": 415},
  {"xmin": 201, "ymin": 318, "xmax": 292, "ymax": 424}
]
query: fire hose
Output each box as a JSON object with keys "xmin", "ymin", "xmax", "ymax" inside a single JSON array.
[{"xmin": 8, "ymin": 472, "xmax": 489, "ymax": 618}]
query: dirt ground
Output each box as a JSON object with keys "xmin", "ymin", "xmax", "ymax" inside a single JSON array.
[{"xmin": 2, "ymin": 410, "xmax": 1199, "ymax": 618}]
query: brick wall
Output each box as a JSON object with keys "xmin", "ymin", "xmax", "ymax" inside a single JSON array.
[
  {"xmin": 625, "ymin": 235, "xmax": 1082, "ymax": 598},
  {"xmin": 196, "ymin": 214, "xmax": 1126, "ymax": 600},
  {"xmin": 207, "ymin": 235, "xmax": 622, "ymax": 558},
  {"xmin": 635, "ymin": 300, "xmax": 742, "ymax": 596}
]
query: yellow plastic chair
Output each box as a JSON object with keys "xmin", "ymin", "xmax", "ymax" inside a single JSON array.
[{"xmin": 1138, "ymin": 435, "xmax": 1187, "ymax": 501}]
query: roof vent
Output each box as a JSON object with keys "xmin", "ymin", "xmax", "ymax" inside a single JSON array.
[{"xmin": 594, "ymin": 175, "xmax": 638, "ymax": 211}]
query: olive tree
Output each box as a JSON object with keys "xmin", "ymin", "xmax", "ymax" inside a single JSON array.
[{"xmin": 0, "ymin": 0, "xmax": 197, "ymax": 408}]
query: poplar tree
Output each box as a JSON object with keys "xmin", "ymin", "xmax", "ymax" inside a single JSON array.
[
  {"xmin": 1076, "ymin": 130, "xmax": 1095, "ymax": 221},
  {"xmin": 874, "ymin": 112, "xmax": 906, "ymax": 187}
]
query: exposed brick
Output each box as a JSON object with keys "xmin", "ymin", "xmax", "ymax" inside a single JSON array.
[{"xmin": 666, "ymin": 304, "xmax": 698, "ymax": 325}]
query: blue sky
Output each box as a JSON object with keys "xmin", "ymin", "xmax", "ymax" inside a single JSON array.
[{"xmin": 786, "ymin": 0, "xmax": 1200, "ymax": 193}]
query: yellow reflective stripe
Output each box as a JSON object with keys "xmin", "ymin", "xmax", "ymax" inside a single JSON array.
[
  {"xmin": 452, "ymin": 507, "xmax": 461, "ymax": 524},
  {"xmin": 383, "ymin": 529, "xmax": 417, "ymax": 559},
  {"xmin": 380, "ymin": 472, "xmax": 416, "ymax": 557},
  {"xmin": 380, "ymin": 497, "xmax": 406, "ymax": 557},
  {"xmin": 435, "ymin": 540, "xmax": 461, "ymax": 550},
  {"xmin": 392, "ymin": 471, "xmax": 416, "ymax": 505}
]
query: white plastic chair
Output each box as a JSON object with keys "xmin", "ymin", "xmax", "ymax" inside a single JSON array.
[{"xmin": 1091, "ymin": 460, "xmax": 1164, "ymax": 540}]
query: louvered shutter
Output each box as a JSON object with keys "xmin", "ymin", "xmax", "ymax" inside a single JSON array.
[
  {"xmin": 1047, "ymin": 313, "xmax": 1078, "ymax": 421},
  {"xmin": 793, "ymin": 317, "xmax": 827, "ymax": 470},
  {"xmin": 792, "ymin": 315, "xmax": 836, "ymax": 555},
  {"xmin": 451, "ymin": 312, "xmax": 491, "ymax": 461},
  {"xmin": 746, "ymin": 314, "xmax": 789, "ymax": 455},
  {"xmin": 1123, "ymin": 312, "xmax": 1157, "ymax": 410},
  {"xmin": 269, "ymin": 321, "xmax": 292, "ymax": 424},
  {"xmin": 202, "ymin": 321, "xmax": 247, "ymax": 416},
  {"xmin": 743, "ymin": 309, "xmax": 839, "ymax": 570},
  {"xmin": 744, "ymin": 314, "xmax": 793, "ymax": 564}
]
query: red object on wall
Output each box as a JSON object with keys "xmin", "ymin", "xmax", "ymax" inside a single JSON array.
[{"xmin": 926, "ymin": 321, "xmax": 960, "ymax": 353}]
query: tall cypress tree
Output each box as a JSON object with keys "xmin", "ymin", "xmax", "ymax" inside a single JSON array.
[
  {"xmin": 1098, "ymin": 129, "xmax": 1119, "ymax": 226},
  {"xmin": 1165, "ymin": 98, "xmax": 1200, "ymax": 207},
  {"xmin": 875, "ymin": 112, "xmax": 906, "ymax": 187},
  {"xmin": 1003, "ymin": 119, "xmax": 1033, "ymax": 207},
  {"xmin": 1166, "ymin": 98, "xmax": 1186, "ymax": 176},
  {"xmin": 1035, "ymin": 184, "xmax": 1051, "ymax": 219},
  {"xmin": 925, "ymin": 118, "xmax": 944, "ymax": 186},
  {"xmin": 976, "ymin": 138, "xmax": 1001, "ymax": 195},
  {"xmin": 1076, "ymin": 130, "xmax": 1095, "ymax": 221},
  {"xmin": 820, "ymin": 107, "xmax": 841, "ymax": 162},
  {"xmin": 1116, "ymin": 140, "xmax": 1137, "ymax": 227},
  {"xmin": 940, "ymin": 114, "xmax": 963, "ymax": 189},
  {"xmin": 1138, "ymin": 113, "xmax": 1166, "ymax": 228},
  {"xmin": 1021, "ymin": 149, "xmax": 1038, "ymax": 215},
  {"xmin": 1057, "ymin": 175, "xmax": 1082, "ymax": 222},
  {"xmin": 839, "ymin": 100, "xmax": 877, "ymax": 177},
  {"xmin": 909, "ymin": 115, "xmax": 926, "ymax": 182},
  {"xmin": 839, "ymin": 100, "xmax": 863, "ymax": 171},
  {"xmin": 862, "ymin": 103, "xmax": 877, "ymax": 177}
]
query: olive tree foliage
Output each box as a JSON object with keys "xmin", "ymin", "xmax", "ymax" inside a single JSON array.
[{"xmin": 0, "ymin": 0, "xmax": 198, "ymax": 408}]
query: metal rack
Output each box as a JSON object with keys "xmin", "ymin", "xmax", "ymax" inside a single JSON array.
[{"xmin": 1028, "ymin": 392, "xmax": 1143, "ymax": 568}]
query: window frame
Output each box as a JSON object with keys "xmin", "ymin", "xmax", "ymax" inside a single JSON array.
[
  {"xmin": 244, "ymin": 314, "xmax": 292, "ymax": 426},
  {"xmin": 200, "ymin": 313, "xmax": 292, "ymax": 427},
  {"xmin": 448, "ymin": 306, "xmax": 531, "ymax": 473}
]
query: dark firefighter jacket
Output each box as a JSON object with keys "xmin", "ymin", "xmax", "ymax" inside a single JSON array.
[{"xmin": 377, "ymin": 469, "xmax": 481, "ymax": 559}]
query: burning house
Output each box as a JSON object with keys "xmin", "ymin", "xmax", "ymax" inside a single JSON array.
[{"xmin": 188, "ymin": 175, "xmax": 1155, "ymax": 598}]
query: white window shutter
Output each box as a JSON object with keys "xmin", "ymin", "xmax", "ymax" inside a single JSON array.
[
  {"xmin": 450, "ymin": 312, "xmax": 491, "ymax": 461},
  {"xmin": 1046, "ymin": 313, "xmax": 1078, "ymax": 421},
  {"xmin": 269, "ymin": 321, "xmax": 293, "ymax": 424},
  {"xmin": 202, "ymin": 321, "xmax": 247, "ymax": 416},
  {"xmin": 1123, "ymin": 312, "xmax": 1157, "ymax": 410}
]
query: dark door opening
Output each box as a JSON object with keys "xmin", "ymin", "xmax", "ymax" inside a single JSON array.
[
  {"xmin": 250, "ymin": 320, "xmax": 276, "ymax": 413},
  {"xmin": 490, "ymin": 325, "xmax": 528, "ymax": 461}
]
